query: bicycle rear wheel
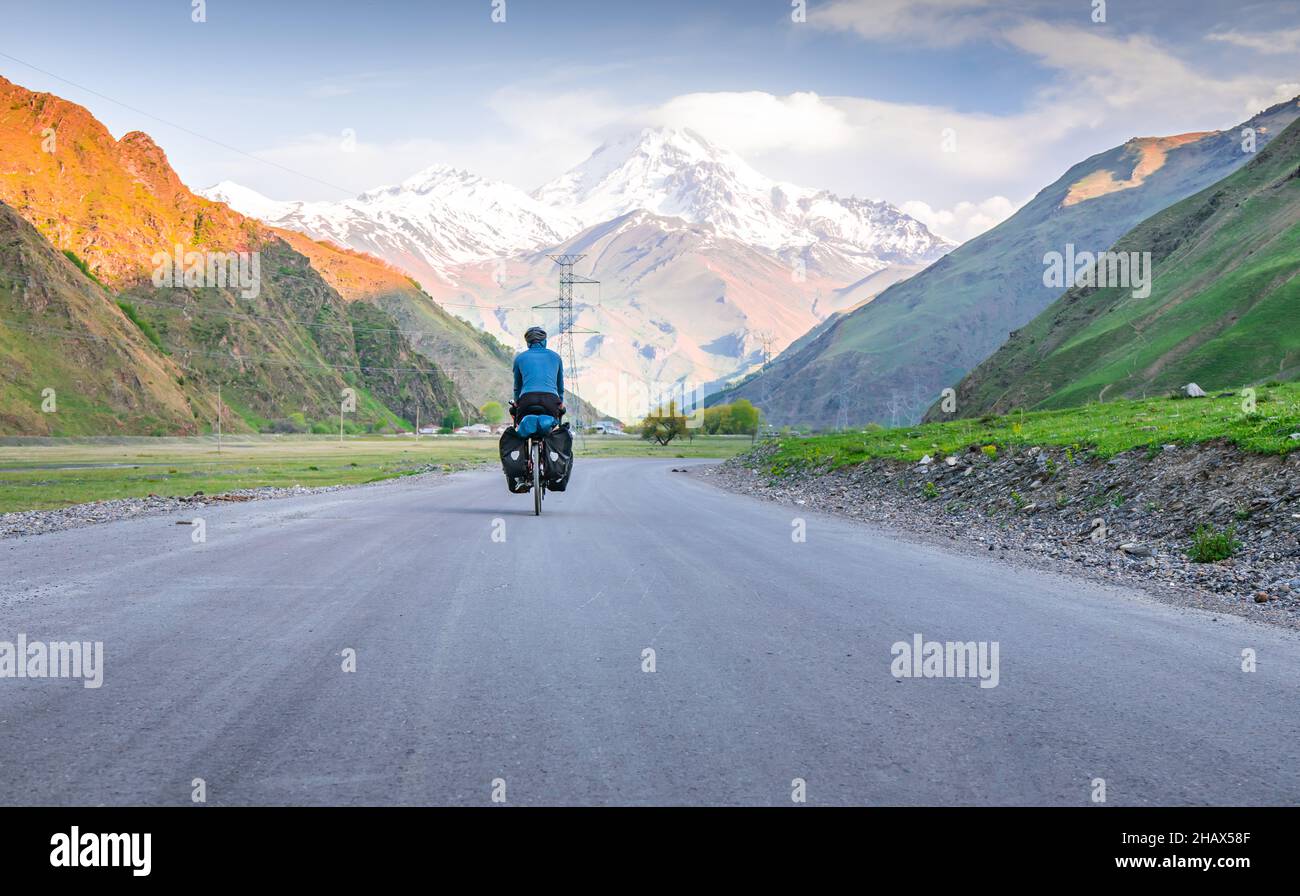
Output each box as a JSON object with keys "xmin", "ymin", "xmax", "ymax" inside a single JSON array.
[{"xmin": 532, "ymin": 440, "xmax": 542, "ymax": 515}]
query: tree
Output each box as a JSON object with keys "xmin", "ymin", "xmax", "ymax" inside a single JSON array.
[
  {"xmin": 702, "ymin": 405, "xmax": 725, "ymax": 434},
  {"xmin": 726, "ymin": 399, "xmax": 761, "ymax": 441},
  {"xmin": 480, "ymin": 401, "xmax": 506, "ymax": 425},
  {"xmin": 441, "ymin": 407, "xmax": 465, "ymax": 432},
  {"xmin": 641, "ymin": 401, "xmax": 688, "ymax": 446},
  {"xmin": 701, "ymin": 400, "xmax": 763, "ymax": 438}
]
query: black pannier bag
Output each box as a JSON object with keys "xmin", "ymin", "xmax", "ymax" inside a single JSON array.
[
  {"xmin": 499, "ymin": 426, "xmax": 530, "ymax": 493},
  {"xmin": 543, "ymin": 424, "xmax": 574, "ymax": 491}
]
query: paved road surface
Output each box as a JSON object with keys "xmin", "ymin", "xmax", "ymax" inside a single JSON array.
[{"xmin": 1, "ymin": 458, "xmax": 1296, "ymax": 805}]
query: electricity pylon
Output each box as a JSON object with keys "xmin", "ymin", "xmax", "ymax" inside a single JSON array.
[{"xmin": 535, "ymin": 254, "xmax": 600, "ymax": 428}]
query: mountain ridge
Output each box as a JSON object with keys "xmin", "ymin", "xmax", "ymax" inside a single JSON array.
[
  {"xmin": 0, "ymin": 74, "xmax": 472, "ymax": 435},
  {"xmin": 717, "ymin": 96, "xmax": 1300, "ymax": 427},
  {"xmin": 931, "ymin": 113, "xmax": 1300, "ymax": 418}
]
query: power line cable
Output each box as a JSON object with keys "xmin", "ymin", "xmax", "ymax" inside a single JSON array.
[{"xmin": 0, "ymin": 50, "xmax": 359, "ymax": 198}]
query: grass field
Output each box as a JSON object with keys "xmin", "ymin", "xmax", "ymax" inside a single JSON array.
[
  {"xmin": 768, "ymin": 383, "xmax": 1300, "ymax": 474},
  {"xmin": 0, "ymin": 433, "xmax": 753, "ymax": 512}
]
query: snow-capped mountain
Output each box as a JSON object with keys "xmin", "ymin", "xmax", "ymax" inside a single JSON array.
[
  {"xmin": 202, "ymin": 166, "xmax": 578, "ymax": 288},
  {"xmin": 534, "ymin": 127, "xmax": 952, "ymax": 275},
  {"xmin": 202, "ymin": 180, "xmax": 297, "ymax": 222},
  {"xmin": 202, "ymin": 128, "xmax": 952, "ymax": 416}
]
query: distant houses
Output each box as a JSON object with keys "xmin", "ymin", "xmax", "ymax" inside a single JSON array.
[
  {"xmin": 415, "ymin": 423, "xmax": 499, "ymax": 436},
  {"xmin": 411, "ymin": 420, "xmax": 619, "ymax": 437}
]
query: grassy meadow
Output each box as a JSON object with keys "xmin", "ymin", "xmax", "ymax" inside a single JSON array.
[
  {"xmin": 0, "ymin": 433, "xmax": 754, "ymax": 512},
  {"xmin": 768, "ymin": 383, "xmax": 1300, "ymax": 474}
]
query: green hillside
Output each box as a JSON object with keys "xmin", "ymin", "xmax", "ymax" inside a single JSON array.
[
  {"xmin": 0, "ymin": 202, "xmax": 473, "ymax": 436},
  {"xmin": 0, "ymin": 75, "xmax": 474, "ymax": 436},
  {"xmin": 722, "ymin": 98, "xmax": 1300, "ymax": 428},
  {"xmin": 266, "ymin": 228, "xmax": 516, "ymax": 413},
  {"xmin": 0, "ymin": 205, "xmax": 202, "ymax": 435},
  {"xmin": 372, "ymin": 286, "xmax": 513, "ymax": 406},
  {"xmin": 106, "ymin": 240, "xmax": 473, "ymax": 435},
  {"xmin": 939, "ymin": 115, "xmax": 1300, "ymax": 417}
]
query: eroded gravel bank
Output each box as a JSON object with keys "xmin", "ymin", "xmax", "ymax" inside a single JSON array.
[{"xmin": 702, "ymin": 440, "xmax": 1300, "ymax": 630}]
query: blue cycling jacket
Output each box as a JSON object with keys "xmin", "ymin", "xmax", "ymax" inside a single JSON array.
[{"xmin": 512, "ymin": 340, "xmax": 565, "ymax": 401}]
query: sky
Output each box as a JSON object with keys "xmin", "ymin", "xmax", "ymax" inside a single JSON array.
[{"xmin": 1, "ymin": 0, "xmax": 1296, "ymax": 242}]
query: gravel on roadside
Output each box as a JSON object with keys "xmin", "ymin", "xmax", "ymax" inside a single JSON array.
[
  {"xmin": 701, "ymin": 439, "xmax": 1300, "ymax": 630},
  {"xmin": 0, "ymin": 463, "xmax": 487, "ymax": 540}
]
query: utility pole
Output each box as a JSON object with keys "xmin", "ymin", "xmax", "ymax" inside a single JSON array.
[
  {"xmin": 756, "ymin": 331, "xmax": 775, "ymax": 370},
  {"xmin": 887, "ymin": 390, "xmax": 904, "ymax": 429},
  {"xmin": 415, "ymin": 405, "xmax": 420, "ymax": 441},
  {"xmin": 535, "ymin": 254, "xmax": 600, "ymax": 430},
  {"xmin": 752, "ymin": 331, "xmax": 776, "ymax": 427},
  {"xmin": 216, "ymin": 384, "xmax": 222, "ymax": 454}
]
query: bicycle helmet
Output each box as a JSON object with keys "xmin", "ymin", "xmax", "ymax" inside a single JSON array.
[{"xmin": 524, "ymin": 326, "xmax": 547, "ymax": 346}]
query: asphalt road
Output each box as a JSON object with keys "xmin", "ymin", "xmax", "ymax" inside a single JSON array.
[{"xmin": 1, "ymin": 458, "xmax": 1297, "ymax": 806}]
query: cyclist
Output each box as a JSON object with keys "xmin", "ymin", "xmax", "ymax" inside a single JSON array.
[
  {"xmin": 500, "ymin": 326, "xmax": 573, "ymax": 497},
  {"xmin": 511, "ymin": 326, "xmax": 565, "ymax": 424}
]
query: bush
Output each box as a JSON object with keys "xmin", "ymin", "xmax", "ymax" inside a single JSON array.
[
  {"xmin": 116, "ymin": 301, "xmax": 165, "ymax": 352},
  {"xmin": 641, "ymin": 400, "xmax": 689, "ymax": 445},
  {"xmin": 264, "ymin": 418, "xmax": 306, "ymax": 434},
  {"xmin": 700, "ymin": 399, "xmax": 762, "ymax": 436},
  {"xmin": 63, "ymin": 249, "xmax": 105, "ymax": 288},
  {"xmin": 1187, "ymin": 525, "xmax": 1242, "ymax": 563}
]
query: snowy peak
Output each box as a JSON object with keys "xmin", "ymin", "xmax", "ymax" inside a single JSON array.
[
  {"xmin": 536, "ymin": 125, "xmax": 788, "ymax": 209},
  {"xmin": 535, "ymin": 127, "xmax": 785, "ymax": 244},
  {"xmin": 540, "ymin": 126, "xmax": 758, "ymax": 201},
  {"xmin": 363, "ymin": 164, "xmax": 528, "ymax": 203},
  {"xmin": 347, "ymin": 165, "xmax": 579, "ymax": 243},
  {"xmin": 201, "ymin": 180, "xmax": 297, "ymax": 221},
  {"xmin": 399, "ymin": 164, "xmax": 480, "ymax": 193},
  {"xmin": 205, "ymin": 126, "xmax": 949, "ymax": 287},
  {"xmin": 202, "ymin": 167, "xmax": 579, "ymax": 284},
  {"xmin": 534, "ymin": 126, "xmax": 952, "ymax": 265}
]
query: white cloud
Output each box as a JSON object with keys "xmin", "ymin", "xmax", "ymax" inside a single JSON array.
[
  {"xmin": 634, "ymin": 87, "xmax": 1061, "ymax": 213},
  {"xmin": 196, "ymin": 9, "xmax": 1300, "ymax": 227},
  {"xmin": 648, "ymin": 91, "xmax": 855, "ymax": 155},
  {"xmin": 304, "ymin": 83, "xmax": 356, "ymax": 99},
  {"xmin": 199, "ymin": 133, "xmax": 452, "ymax": 199},
  {"xmin": 1208, "ymin": 28, "xmax": 1300, "ymax": 55},
  {"xmin": 199, "ymin": 87, "xmax": 633, "ymax": 199},
  {"xmin": 816, "ymin": 4, "xmax": 1294, "ymax": 128},
  {"xmin": 816, "ymin": 0, "xmax": 1002, "ymax": 46},
  {"xmin": 901, "ymin": 196, "xmax": 1022, "ymax": 243},
  {"xmin": 1004, "ymin": 23, "xmax": 1256, "ymax": 117},
  {"xmin": 687, "ymin": 10, "xmax": 1297, "ymax": 211},
  {"xmin": 487, "ymin": 85, "xmax": 630, "ymax": 148},
  {"xmin": 1248, "ymin": 83, "xmax": 1300, "ymax": 114},
  {"xmin": 1001, "ymin": 22, "xmax": 1299, "ymax": 129}
]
